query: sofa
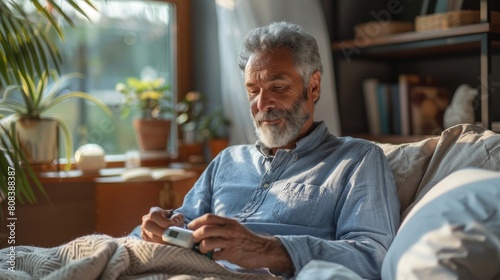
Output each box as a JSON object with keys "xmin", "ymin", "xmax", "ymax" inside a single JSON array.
[
  {"xmin": 1, "ymin": 124, "xmax": 499, "ymax": 279},
  {"xmin": 297, "ymin": 123, "xmax": 500, "ymax": 279}
]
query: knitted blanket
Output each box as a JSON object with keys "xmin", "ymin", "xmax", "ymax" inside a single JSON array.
[{"xmin": 0, "ymin": 234, "xmax": 278, "ymax": 280}]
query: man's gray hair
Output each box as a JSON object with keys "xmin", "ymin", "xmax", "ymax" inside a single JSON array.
[{"xmin": 238, "ymin": 21, "xmax": 323, "ymax": 84}]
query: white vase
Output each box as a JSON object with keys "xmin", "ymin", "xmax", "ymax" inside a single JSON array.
[{"xmin": 16, "ymin": 118, "xmax": 58, "ymax": 164}]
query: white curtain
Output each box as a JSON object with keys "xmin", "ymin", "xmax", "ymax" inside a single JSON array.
[{"xmin": 215, "ymin": 0, "xmax": 341, "ymax": 145}]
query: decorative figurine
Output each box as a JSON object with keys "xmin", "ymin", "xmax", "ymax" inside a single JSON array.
[{"xmin": 443, "ymin": 84, "xmax": 478, "ymax": 129}]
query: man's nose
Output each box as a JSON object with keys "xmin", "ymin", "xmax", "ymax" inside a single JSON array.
[{"xmin": 256, "ymin": 92, "xmax": 275, "ymax": 112}]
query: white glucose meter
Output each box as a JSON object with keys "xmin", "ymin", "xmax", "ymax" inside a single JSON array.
[{"xmin": 162, "ymin": 226, "xmax": 195, "ymax": 249}]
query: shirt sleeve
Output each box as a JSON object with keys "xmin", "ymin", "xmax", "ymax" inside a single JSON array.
[
  {"xmin": 276, "ymin": 146, "xmax": 400, "ymax": 279},
  {"xmin": 175, "ymin": 157, "xmax": 219, "ymax": 224}
]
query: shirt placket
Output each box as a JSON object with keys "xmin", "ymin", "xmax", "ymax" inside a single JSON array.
[{"xmin": 234, "ymin": 151, "xmax": 291, "ymax": 221}]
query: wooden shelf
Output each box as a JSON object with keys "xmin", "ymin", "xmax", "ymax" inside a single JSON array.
[{"xmin": 332, "ymin": 23, "xmax": 500, "ymax": 59}]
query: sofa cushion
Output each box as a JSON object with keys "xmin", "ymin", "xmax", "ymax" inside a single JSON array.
[
  {"xmin": 377, "ymin": 124, "xmax": 500, "ymax": 219},
  {"xmin": 377, "ymin": 136, "xmax": 438, "ymax": 215},
  {"xmin": 381, "ymin": 168, "xmax": 500, "ymax": 280}
]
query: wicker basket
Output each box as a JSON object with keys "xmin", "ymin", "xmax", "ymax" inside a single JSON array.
[{"xmin": 415, "ymin": 10, "xmax": 480, "ymax": 32}]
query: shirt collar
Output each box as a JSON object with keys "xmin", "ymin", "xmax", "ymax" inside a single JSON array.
[{"xmin": 255, "ymin": 121, "xmax": 332, "ymax": 159}]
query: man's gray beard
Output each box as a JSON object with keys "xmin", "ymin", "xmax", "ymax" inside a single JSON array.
[{"xmin": 251, "ymin": 94, "xmax": 309, "ymax": 149}]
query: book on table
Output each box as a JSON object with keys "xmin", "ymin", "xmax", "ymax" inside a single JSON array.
[{"xmin": 121, "ymin": 167, "xmax": 188, "ymax": 182}]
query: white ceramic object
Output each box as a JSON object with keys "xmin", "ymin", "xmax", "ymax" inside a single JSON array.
[
  {"xmin": 443, "ymin": 84, "xmax": 478, "ymax": 129},
  {"xmin": 75, "ymin": 144, "xmax": 106, "ymax": 173}
]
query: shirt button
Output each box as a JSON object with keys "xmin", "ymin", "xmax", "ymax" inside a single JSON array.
[{"xmin": 263, "ymin": 183, "xmax": 269, "ymax": 189}]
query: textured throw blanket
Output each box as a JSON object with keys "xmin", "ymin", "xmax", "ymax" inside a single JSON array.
[{"xmin": 0, "ymin": 234, "xmax": 278, "ymax": 280}]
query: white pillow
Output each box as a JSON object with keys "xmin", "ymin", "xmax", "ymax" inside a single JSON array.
[{"xmin": 381, "ymin": 168, "xmax": 500, "ymax": 280}]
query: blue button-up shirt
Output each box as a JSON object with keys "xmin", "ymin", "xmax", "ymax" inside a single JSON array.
[{"xmin": 177, "ymin": 121, "xmax": 400, "ymax": 279}]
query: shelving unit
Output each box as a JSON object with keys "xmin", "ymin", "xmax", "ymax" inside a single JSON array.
[{"xmin": 331, "ymin": 0, "xmax": 500, "ymax": 143}]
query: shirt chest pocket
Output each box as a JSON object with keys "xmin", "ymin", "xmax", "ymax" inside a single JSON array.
[{"xmin": 272, "ymin": 182, "xmax": 331, "ymax": 227}]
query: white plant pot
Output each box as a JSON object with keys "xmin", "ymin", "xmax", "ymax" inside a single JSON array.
[{"xmin": 16, "ymin": 118, "xmax": 59, "ymax": 164}]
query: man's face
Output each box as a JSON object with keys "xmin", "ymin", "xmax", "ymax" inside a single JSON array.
[{"xmin": 244, "ymin": 47, "xmax": 320, "ymax": 149}]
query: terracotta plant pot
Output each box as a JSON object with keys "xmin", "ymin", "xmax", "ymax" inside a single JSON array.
[
  {"xmin": 16, "ymin": 118, "xmax": 59, "ymax": 164},
  {"xmin": 133, "ymin": 119, "xmax": 171, "ymax": 151},
  {"xmin": 178, "ymin": 141, "xmax": 204, "ymax": 163},
  {"xmin": 208, "ymin": 138, "xmax": 229, "ymax": 160}
]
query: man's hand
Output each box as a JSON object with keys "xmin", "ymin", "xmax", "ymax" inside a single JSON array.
[
  {"xmin": 141, "ymin": 207, "xmax": 184, "ymax": 243},
  {"xmin": 188, "ymin": 214, "xmax": 294, "ymax": 275}
]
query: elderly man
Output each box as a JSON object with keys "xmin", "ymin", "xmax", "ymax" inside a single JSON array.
[{"xmin": 141, "ymin": 21, "xmax": 399, "ymax": 278}]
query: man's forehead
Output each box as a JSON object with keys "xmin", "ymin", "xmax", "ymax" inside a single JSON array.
[{"xmin": 245, "ymin": 69, "xmax": 292, "ymax": 85}]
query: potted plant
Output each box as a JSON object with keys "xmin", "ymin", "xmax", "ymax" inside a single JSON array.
[
  {"xmin": 198, "ymin": 108, "xmax": 231, "ymax": 160},
  {"xmin": 1, "ymin": 70, "xmax": 112, "ymax": 168},
  {"xmin": 115, "ymin": 77, "xmax": 173, "ymax": 151},
  {"xmin": 0, "ymin": 0, "xmax": 98, "ymax": 205},
  {"xmin": 176, "ymin": 91, "xmax": 204, "ymax": 162}
]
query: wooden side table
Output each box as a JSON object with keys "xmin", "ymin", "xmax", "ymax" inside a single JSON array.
[{"xmin": 94, "ymin": 172, "xmax": 198, "ymax": 237}]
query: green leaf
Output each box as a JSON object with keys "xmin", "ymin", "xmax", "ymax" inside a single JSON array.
[
  {"xmin": 41, "ymin": 91, "xmax": 113, "ymax": 117},
  {"xmin": 31, "ymin": 0, "xmax": 64, "ymax": 38},
  {"xmin": 0, "ymin": 99, "xmax": 27, "ymax": 115},
  {"xmin": 39, "ymin": 72, "xmax": 83, "ymax": 107}
]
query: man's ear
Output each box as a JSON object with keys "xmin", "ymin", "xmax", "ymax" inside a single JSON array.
[{"xmin": 309, "ymin": 70, "xmax": 321, "ymax": 102}]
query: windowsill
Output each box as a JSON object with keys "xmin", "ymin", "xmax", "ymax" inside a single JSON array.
[
  {"xmin": 36, "ymin": 152, "xmax": 208, "ymax": 184},
  {"xmin": 41, "ymin": 151, "xmax": 175, "ymax": 172},
  {"xmin": 38, "ymin": 167, "xmax": 198, "ymax": 185},
  {"xmin": 38, "ymin": 168, "xmax": 125, "ymax": 184}
]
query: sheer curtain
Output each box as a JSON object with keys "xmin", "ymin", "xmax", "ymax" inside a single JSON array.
[{"xmin": 215, "ymin": 0, "xmax": 341, "ymax": 145}]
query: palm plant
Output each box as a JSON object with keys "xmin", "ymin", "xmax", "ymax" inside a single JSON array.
[{"xmin": 0, "ymin": 0, "xmax": 99, "ymax": 205}]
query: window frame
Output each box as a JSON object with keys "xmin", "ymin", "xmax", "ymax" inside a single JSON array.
[
  {"xmin": 107, "ymin": 0, "xmax": 192, "ymax": 166},
  {"xmin": 162, "ymin": 0, "xmax": 191, "ymax": 104},
  {"xmin": 66, "ymin": 0, "xmax": 192, "ymax": 168}
]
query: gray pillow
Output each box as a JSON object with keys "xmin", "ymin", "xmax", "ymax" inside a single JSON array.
[{"xmin": 381, "ymin": 168, "xmax": 500, "ymax": 280}]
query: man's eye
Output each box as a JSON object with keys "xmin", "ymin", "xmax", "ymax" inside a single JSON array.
[
  {"xmin": 272, "ymin": 85, "xmax": 286, "ymax": 91},
  {"xmin": 247, "ymin": 89, "xmax": 259, "ymax": 96}
]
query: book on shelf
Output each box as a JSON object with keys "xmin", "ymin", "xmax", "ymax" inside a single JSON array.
[
  {"xmin": 363, "ymin": 79, "xmax": 400, "ymax": 135},
  {"xmin": 377, "ymin": 83, "xmax": 400, "ymax": 135},
  {"xmin": 390, "ymin": 83, "xmax": 402, "ymax": 135},
  {"xmin": 121, "ymin": 167, "xmax": 187, "ymax": 182},
  {"xmin": 433, "ymin": 0, "xmax": 449, "ymax": 13},
  {"xmin": 363, "ymin": 79, "xmax": 381, "ymax": 135},
  {"xmin": 399, "ymin": 74, "xmax": 422, "ymax": 135}
]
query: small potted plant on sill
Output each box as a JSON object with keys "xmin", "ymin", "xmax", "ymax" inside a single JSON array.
[
  {"xmin": 198, "ymin": 108, "xmax": 231, "ymax": 160},
  {"xmin": 176, "ymin": 91, "xmax": 204, "ymax": 162},
  {"xmin": 116, "ymin": 77, "xmax": 173, "ymax": 151}
]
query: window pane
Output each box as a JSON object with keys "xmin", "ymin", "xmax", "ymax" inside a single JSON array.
[{"xmin": 49, "ymin": 0, "xmax": 177, "ymax": 155}]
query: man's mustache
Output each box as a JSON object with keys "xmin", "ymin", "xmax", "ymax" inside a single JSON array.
[{"xmin": 254, "ymin": 109, "xmax": 287, "ymax": 122}]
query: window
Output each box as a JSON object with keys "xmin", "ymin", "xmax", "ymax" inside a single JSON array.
[{"xmin": 31, "ymin": 0, "xmax": 190, "ymax": 156}]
